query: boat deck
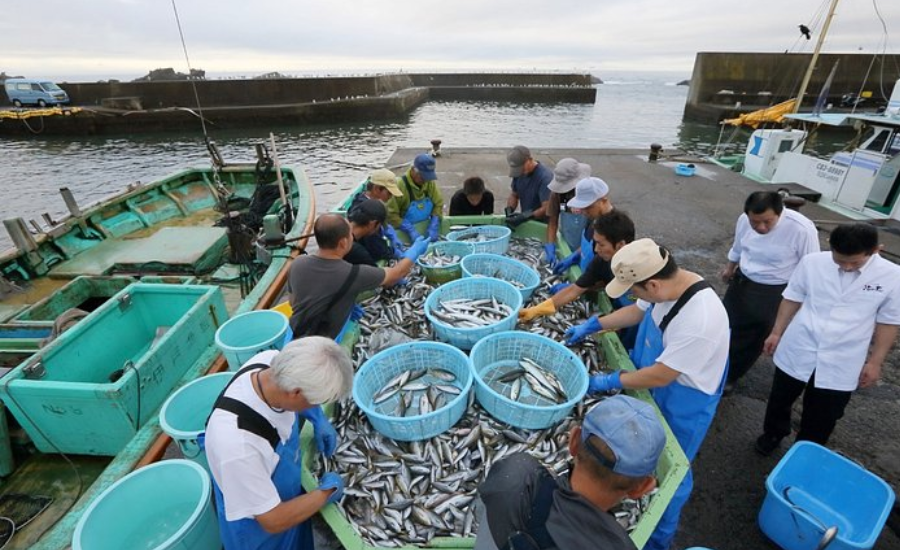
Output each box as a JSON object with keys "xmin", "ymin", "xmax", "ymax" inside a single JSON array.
[{"xmin": 387, "ymin": 147, "xmax": 900, "ymax": 262}]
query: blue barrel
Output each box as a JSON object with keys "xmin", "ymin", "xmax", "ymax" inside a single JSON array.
[
  {"xmin": 159, "ymin": 373, "xmax": 234, "ymax": 473},
  {"xmin": 72, "ymin": 459, "xmax": 221, "ymax": 550},
  {"xmin": 215, "ymin": 310, "xmax": 291, "ymax": 371}
]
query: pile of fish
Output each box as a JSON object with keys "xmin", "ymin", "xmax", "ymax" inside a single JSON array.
[
  {"xmin": 486, "ymin": 356, "xmax": 569, "ymax": 406},
  {"xmin": 429, "ymin": 298, "xmax": 514, "ymax": 328},
  {"xmin": 468, "ymin": 270, "xmax": 527, "ymax": 289},
  {"xmin": 314, "ymin": 237, "xmax": 657, "ymax": 547},
  {"xmin": 371, "ymin": 367, "xmax": 462, "ymax": 417},
  {"xmin": 417, "ymin": 250, "xmax": 463, "ymax": 268},
  {"xmin": 449, "ymin": 230, "xmax": 493, "ymax": 243}
]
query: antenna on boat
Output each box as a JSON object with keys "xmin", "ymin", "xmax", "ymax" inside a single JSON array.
[{"xmin": 792, "ymin": 0, "xmax": 840, "ymax": 113}]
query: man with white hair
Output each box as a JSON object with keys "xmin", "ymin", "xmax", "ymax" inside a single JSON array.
[{"xmin": 205, "ymin": 337, "xmax": 354, "ymax": 550}]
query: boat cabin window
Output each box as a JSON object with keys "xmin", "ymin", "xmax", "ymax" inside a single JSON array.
[{"xmin": 863, "ymin": 128, "xmax": 890, "ymax": 153}]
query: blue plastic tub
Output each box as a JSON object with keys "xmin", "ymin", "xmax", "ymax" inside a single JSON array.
[
  {"xmin": 470, "ymin": 331, "xmax": 588, "ymax": 430},
  {"xmin": 446, "ymin": 225, "xmax": 512, "ymax": 255},
  {"xmin": 425, "ymin": 278, "xmax": 523, "ymax": 351},
  {"xmin": 159, "ymin": 372, "xmax": 234, "ymax": 472},
  {"xmin": 416, "ymin": 241, "xmax": 475, "ymax": 285},
  {"xmin": 73, "ymin": 459, "xmax": 221, "ymax": 550},
  {"xmin": 675, "ymin": 163, "xmax": 696, "ymax": 176},
  {"xmin": 461, "ymin": 253, "xmax": 541, "ymax": 302},
  {"xmin": 215, "ymin": 310, "xmax": 291, "ymax": 371},
  {"xmin": 759, "ymin": 441, "xmax": 895, "ymax": 550},
  {"xmin": 352, "ymin": 342, "xmax": 472, "ymax": 441}
]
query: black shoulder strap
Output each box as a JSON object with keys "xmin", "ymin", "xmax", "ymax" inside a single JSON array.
[
  {"xmin": 294, "ymin": 263, "xmax": 360, "ymax": 337},
  {"xmin": 659, "ymin": 280, "xmax": 712, "ymax": 334},
  {"xmin": 503, "ymin": 468, "xmax": 558, "ymax": 550},
  {"xmin": 401, "ymin": 173, "xmax": 414, "ymax": 197},
  {"xmin": 206, "ymin": 363, "xmax": 280, "ymax": 451}
]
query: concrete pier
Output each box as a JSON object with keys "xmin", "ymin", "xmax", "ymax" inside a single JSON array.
[
  {"xmin": 0, "ymin": 73, "xmax": 595, "ymax": 136},
  {"xmin": 683, "ymin": 52, "xmax": 900, "ymax": 123}
]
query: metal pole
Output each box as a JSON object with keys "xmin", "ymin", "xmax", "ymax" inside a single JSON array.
[{"xmin": 793, "ymin": 0, "xmax": 841, "ymax": 114}]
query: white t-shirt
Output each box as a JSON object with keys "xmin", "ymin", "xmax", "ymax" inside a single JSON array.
[
  {"xmin": 726, "ymin": 209, "xmax": 819, "ymax": 285},
  {"xmin": 636, "ymin": 285, "xmax": 730, "ymax": 395},
  {"xmin": 775, "ymin": 252, "xmax": 900, "ymax": 391},
  {"xmin": 206, "ymin": 350, "xmax": 297, "ymax": 521}
]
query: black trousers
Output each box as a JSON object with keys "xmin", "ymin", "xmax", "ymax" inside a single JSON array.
[
  {"xmin": 722, "ymin": 270, "xmax": 786, "ymax": 383},
  {"xmin": 763, "ymin": 367, "xmax": 853, "ymax": 445}
]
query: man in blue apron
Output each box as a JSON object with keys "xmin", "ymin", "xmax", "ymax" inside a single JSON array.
[
  {"xmin": 474, "ymin": 395, "xmax": 666, "ymax": 550},
  {"xmin": 204, "ymin": 337, "xmax": 354, "ymax": 550},
  {"xmin": 552, "ymin": 177, "xmax": 614, "ymax": 276},
  {"xmin": 504, "ymin": 145, "xmax": 553, "ymax": 227},
  {"xmin": 544, "ymin": 158, "xmax": 592, "ymax": 265},
  {"xmin": 565, "ymin": 239, "xmax": 729, "ymax": 550},
  {"xmin": 386, "ymin": 153, "xmax": 444, "ymax": 243}
]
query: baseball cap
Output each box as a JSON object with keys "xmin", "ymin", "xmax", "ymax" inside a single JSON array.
[
  {"xmin": 369, "ymin": 168, "xmax": 402, "ymax": 197},
  {"xmin": 548, "ymin": 158, "xmax": 592, "ymax": 194},
  {"xmin": 581, "ymin": 395, "xmax": 666, "ymax": 478},
  {"xmin": 605, "ymin": 238, "xmax": 669, "ymax": 299},
  {"xmin": 348, "ymin": 199, "xmax": 386, "ymax": 225},
  {"xmin": 413, "ymin": 154, "xmax": 437, "ymax": 181},
  {"xmin": 567, "ymin": 177, "xmax": 610, "ymax": 209},
  {"xmin": 507, "ymin": 145, "xmax": 531, "ymax": 177}
]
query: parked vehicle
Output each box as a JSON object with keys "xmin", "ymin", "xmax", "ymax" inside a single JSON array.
[{"xmin": 3, "ymin": 78, "xmax": 70, "ymax": 107}]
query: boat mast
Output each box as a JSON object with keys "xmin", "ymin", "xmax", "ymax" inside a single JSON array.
[{"xmin": 792, "ymin": 0, "xmax": 841, "ymax": 113}]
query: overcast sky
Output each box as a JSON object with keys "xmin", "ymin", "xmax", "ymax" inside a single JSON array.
[{"xmin": 2, "ymin": 0, "xmax": 898, "ymax": 81}]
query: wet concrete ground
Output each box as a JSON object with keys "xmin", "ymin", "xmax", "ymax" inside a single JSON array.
[{"xmin": 386, "ymin": 147, "xmax": 900, "ymax": 550}]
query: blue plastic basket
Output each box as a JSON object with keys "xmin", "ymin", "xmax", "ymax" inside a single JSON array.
[
  {"xmin": 461, "ymin": 253, "xmax": 541, "ymax": 302},
  {"xmin": 760, "ymin": 441, "xmax": 895, "ymax": 550},
  {"xmin": 425, "ymin": 278, "xmax": 523, "ymax": 351},
  {"xmin": 416, "ymin": 241, "xmax": 475, "ymax": 285},
  {"xmin": 469, "ymin": 331, "xmax": 588, "ymax": 430},
  {"xmin": 352, "ymin": 342, "xmax": 473, "ymax": 441},
  {"xmin": 446, "ymin": 225, "xmax": 512, "ymax": 255}
]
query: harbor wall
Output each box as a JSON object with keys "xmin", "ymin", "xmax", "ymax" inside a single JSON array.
[
  {"xmin": 683, "ymin": 52, "xmax": 900, "ymax": 123},
  {"xmin": 0, "ymin": 73, "xmax": 596, "ymax": 136}
]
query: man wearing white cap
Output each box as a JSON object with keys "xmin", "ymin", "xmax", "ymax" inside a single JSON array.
[
  {"xmin": 475, "ymin": 394, "xmax": 665, "ymax": 550},
  {"xmin": 504, "ymin": 145, "xmax": 553, "ymax": 227},
  {"xmin": 565, "ymin": 238, "xmax": 729, "ymax": 550},
  {"xmin": 552, "ymin": 177, "xmax": 614, "ymax": 276},
  {"xmin": 544, "ymin": 158, "xmax": 592, "ymax": 266}
]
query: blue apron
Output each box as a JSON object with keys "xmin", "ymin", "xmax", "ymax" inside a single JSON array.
[
  {"xmin": 629, "ymin": 307, "xmax": 727, "ymax": 550},
  {"xmin": 578, "ymin": 225, "xmax": 595, "ymax": 273},
  {"xmin": 210, "ymin": 379, "xmax": 313, "ymax": 550},
  {"xmin": 559, "ymin": 210, "xmax": 587, "ymax": 251},
  {"xmin": 401, "ymin": 176, "xmax": 433, "ymax": 225}
]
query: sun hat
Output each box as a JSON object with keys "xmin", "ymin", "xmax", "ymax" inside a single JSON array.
[
  {"xmin": 605, "ymin": 238, "xmax": 669, "ymax": 299},
  {"xmin": 566, "ymin": 177, "xmax": 610, "ymax": 209},
  {"xmin": 548, "ymin": 158, "xmax": 592, "ymax": 194},
  {"xmin": 369, "ymin": 168, "xmax": 402, "ymax": 197}
]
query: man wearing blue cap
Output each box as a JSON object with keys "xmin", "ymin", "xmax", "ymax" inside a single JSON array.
[
  {"xmin": 386, "ymin": 153, "xmax": 445, "ymax": 243},
  {"xmin": 475, "ymin": 395, "xmax": 666, "ymax": 550}
]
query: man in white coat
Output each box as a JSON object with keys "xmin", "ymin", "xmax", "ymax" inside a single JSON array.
[{"xmin": 756, "ymin": 223, "xmax": 900, "ymax": 455}]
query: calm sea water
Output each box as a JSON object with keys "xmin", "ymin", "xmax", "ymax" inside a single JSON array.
[{"xmin": 0, "ymin": 71, "xmax": 742, "ymax": 249}]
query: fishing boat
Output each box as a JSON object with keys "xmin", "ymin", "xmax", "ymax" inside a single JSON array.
[
  {"xmin": 0, "ymin": 140, "xmax": 315, "ymax": 549},
  {"xmin": 295, "ymin": 148, "xmax": 689, "ymax": 550},
  {"xmin": 709, "ymin": 0, "xmax": 900, "ymax": 223}
]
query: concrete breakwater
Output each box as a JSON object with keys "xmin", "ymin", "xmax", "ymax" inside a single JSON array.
[
  {"xmin": 682, "ymin": 52, "xmax": 900, "ymax": 124},
  {"xmin": 0, "ymin": 73, "xmax": 595, "ymax": 136}
]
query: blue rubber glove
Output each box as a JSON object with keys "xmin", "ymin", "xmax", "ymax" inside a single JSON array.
[
  {"xmin": 543, "ymin": 243, "xmax": 557, "ymax": 267},
  {"xmin": 553, "ymin": 251, "xmax": 581, "ymax": 275},
  {"xmin": 402, "ymin": 236, "xmax": 430, "ymax": 262},
  {"xmin": 383, "ymin": 225, "xmax": 405, "ymax": 258},
  {"xmin": 426, "ymin": 215, "xmax": 441, "ymax": 242},
  {"xmin": 318, "ymin": 472, "xmax": 344, "ymax": 505},
  {"xmin": 399, "ymin": 219, "xmax": 422, "ymax": 242},
  {"xmin": 396, "ymin": 277, "xmax": 410, "ymax": 287},
  {"xmin": 564, "ymin": 316, "xmax": 603, "ymax": 346},
  {"xmin": 549, "ymin": 282, "xmax": 571, "ymax": 296},
  {"xmin": 588, "ymin": 371, "xmax": 623, "ymax": 394},
  {"xmin": 350, "ymin": 304, "xmax": 365, "ymax": 322},
  {"xmin": 302, "ymin": 406, "xmax": 338, "ymax": 457}
]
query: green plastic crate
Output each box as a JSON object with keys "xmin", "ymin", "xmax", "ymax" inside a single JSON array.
[
  {"xmin": 299, "ymin": 217, "xmax": 690, "ymax": 550},
  {"xmin": 13, "ymin": 276, "xmax": 137, "ymax": 322},
  {"xmin": 0, "ymin": 283, "xmax": 228, "ymax": 456}
]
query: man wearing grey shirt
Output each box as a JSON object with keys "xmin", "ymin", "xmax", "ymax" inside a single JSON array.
[{"xmin": 719, "ymin": 191, "xmax": 819, "ymax": 389}]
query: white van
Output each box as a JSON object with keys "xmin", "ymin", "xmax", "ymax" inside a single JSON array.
[{"xmin": 4, "ymin": 78, "xmax": 70, "ymax": 107}]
